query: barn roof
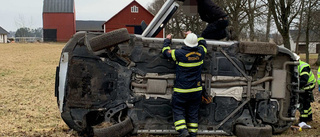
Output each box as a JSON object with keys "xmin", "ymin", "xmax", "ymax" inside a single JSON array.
[
  {"xmin": 76, "ymin": 20, "xmax": 105, "ymax": 32},
  {"xmin": 0, "ymin": 26, "xmax": 9, "ymax": 35},
  {"xmin": 43, "ymin": 0, "xmax": 74, "ymax": 13},
  {"xmin": 290, "ymin": 30, "xmax": 320, "ymax": 42}
]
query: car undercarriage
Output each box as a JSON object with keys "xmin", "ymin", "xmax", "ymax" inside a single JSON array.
[{"xmin": 55, "ymin": 0, "xmax": 301, "ymax": 136}]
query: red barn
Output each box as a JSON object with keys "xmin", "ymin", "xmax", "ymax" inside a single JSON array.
[
  {"xmin": 104, "ymin": 0, "xmax": 164, "ymax": 38},
  {"xmin": 43, "ymin": 0, "xmax": 76, "ymax": 42}
]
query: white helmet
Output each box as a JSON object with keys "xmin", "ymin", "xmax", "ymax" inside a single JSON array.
[{"xmin": 184, "ymin": 33, "xmax": 198, "ymax": 47}]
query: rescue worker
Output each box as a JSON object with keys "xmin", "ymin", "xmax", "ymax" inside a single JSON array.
[
  {"xmin": 197, "ymin": 0, "xmax": 229, "ymax": 40},
  {"xmin": 177, "ymin": 0, "xmax": 229, "ymax": 40},
  {"xmin": 162, "ymin": 32, "xmax": 207, "ymax": 137},
  {"xmin": 298, "ymin": 60, "xmax": 316, "ymax": 122},
  {"xmin": 318, "ymin": 66, "xmax": 320, "ymax": 92}
]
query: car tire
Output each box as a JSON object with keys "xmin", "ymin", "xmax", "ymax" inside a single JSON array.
[
  {"xmin": 89, "ymin": 28, "xmax": 130, "ymax": 52},
  {"xmin": 235, "ymin": 125, "xmax": 272, "ymax": 137},
  {"xmin": 93, "ymin": 117, "xmax": 134, "ymax": 137},
  {"xmin": 61, "ymin": 110, "xmax": 83, "ymax": 132}
]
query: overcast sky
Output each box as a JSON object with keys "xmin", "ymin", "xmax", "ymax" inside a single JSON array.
[{"xmin": 0, "ymin": 0, "xmax": 154, "ymax": 32}]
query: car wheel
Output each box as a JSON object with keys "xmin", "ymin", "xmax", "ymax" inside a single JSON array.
[
  {"xmin": 235, "ymin": 125, "xmax": 272, "ymax": 137},
  {"xmin": 61, "ymin": 110, "xmax": 84, "ymax": 132},
  {"xmin": 93, "ymin": 116, "xmax": 133, "ymax": 137},
  {"xmin": 89, "ymin": 28, "xmax": 130, "ymax": 52}
]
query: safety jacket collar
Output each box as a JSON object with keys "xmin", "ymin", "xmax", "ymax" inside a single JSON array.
[{"xmin": 182, "ymin": 45, "xmax": 199, "ymax": 51}]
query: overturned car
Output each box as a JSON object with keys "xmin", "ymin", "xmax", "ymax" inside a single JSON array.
[{"xmin": 55, "ymin": 0, "xmax": 300, "ymax": 136}]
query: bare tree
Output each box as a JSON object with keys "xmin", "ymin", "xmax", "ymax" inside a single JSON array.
[
  {"xmin": 270, "ymin": 32, "xmax": 283, "ymax": 45},
  {"xmin": 313, "ymin": 10, "xmax": 320, "ymax": 65},
  {"xmin": 245, "ymin": 0, "xmax": 266, "ymax": 41},
  {"xmin": 14, "ymin": 14, "xmax": 35, "ymax": 32},
  {"xmin": 294, "ymin": 0, "xmax": 305, "ymax": 54},
  {"xmin": 304, "ymin": 0, "xmax": 318, "ymax": 63},
  {"xmin": 147, "ymin": 0, "xmax": 165, "ymax": 15},
  {"xmin": 215, "ymin": 0, "xmax": 248, "ymax": 40},
  {"xmin": 15, "ymin": 14, "xmax": 27, "ymax": 31},
  {"xmin": 265, "ymin": 4, "xmax": 272, "ymax": 42},
  {"xmin": 304, "ymin": 0, "xmax": 320, "ymax": 64},
  {"xmin": 147, "ymin": 0, "xmax": 206, "ymax": 38},
  {"xmin": 268, "ymin": 0, "xmax": 302, "ymax": 50},
  {"xmin": 149, "ymin": 0, "xmax": 269, "ymax": 41}
]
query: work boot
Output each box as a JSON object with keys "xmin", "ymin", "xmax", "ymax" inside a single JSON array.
[
  {"xmin": 300, "ymin": 114, "xmax": 312, "ymax": 122},
  {"xmin": 179, "ymin": 129, "xmax": 190, "ymax": 137}
]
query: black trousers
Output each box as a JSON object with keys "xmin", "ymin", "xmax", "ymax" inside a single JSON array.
[
  {"xmin": 201, "ymin": 19, "xmax": 229, "ymax": 40},
  {"xmin": 299, "ymin": 88, "xmax": 314, "ymax": 122},
  {"xmin": 172, "ymin": 91, "xmax": 202, "ymax": 136}
]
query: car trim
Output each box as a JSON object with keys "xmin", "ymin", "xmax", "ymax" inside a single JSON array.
[{"xmin": 58, "ymin": 52, "xmax": 69, "ymax": 113}]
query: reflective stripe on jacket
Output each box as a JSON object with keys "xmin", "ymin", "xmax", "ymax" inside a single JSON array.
[
  {"xmin": 298, "ymin": 60, "xmax": 316, "ymax": 90},
  {"xmin": 317, "ymin": 66, "xmax": 320, "ymax": 85},
  {"xmin": 162, "ymin": 37, "xmax": 207, "ymax": 93}
]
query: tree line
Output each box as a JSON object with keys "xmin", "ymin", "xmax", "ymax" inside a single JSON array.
[
  {"xmin": 147, "ymin": 0, "xmax": 320, "ymax": 64},
  {"xmin": 15, "ymin": 27, "xmax": 43, "ymax": 38}
]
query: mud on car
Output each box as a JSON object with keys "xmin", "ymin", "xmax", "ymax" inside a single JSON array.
[{"xmin": 55, "ymin": 0, "xmax": 300, "ymax": 136}]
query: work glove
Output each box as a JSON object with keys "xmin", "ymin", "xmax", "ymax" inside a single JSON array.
[{"xmin": 201, "ymin": 89, "xmax": 212, "ymax": 104}]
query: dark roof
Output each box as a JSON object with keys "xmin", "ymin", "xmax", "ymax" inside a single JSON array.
[
  {"xmin": 76, "ymin": 20, "xmax": 105, "ymax": 32},
  {"xmin": 0, "ymin": 26, "xmax": 9, "ymax": 35},
  {"xmin": 290, "ymin": 30, "xmax": 320, "ymax": 42},
  {"xmin": 43, "ymin": 0, "xmax": 74, "ymax": 13}
]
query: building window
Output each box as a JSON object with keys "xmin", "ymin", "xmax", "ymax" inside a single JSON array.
[{"xmin": 131, "ymin": 5, "xmax": 138, "ymax": 13}]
